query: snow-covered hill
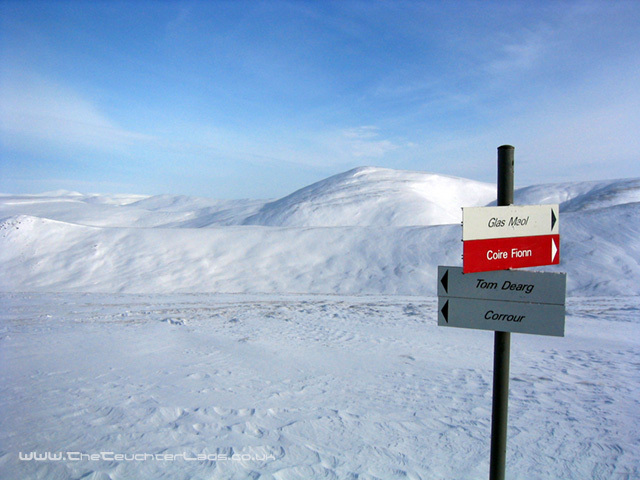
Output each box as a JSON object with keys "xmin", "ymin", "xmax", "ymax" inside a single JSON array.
[
  {"xmin": 1, "ymin": 168, "xmax": 639, "ymax": 296},
  {"xmin": 513, "ymin": 177, "xmax": 640, "ymax": 212},
  {"xmin": 242, "ymin": 167, "xmax": 496, "ymax": 227},
  {"xmin": 0, "ymin": 191, "xmax": 265, "ymax": 228}
]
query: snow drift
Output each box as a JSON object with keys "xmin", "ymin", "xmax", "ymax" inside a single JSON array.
[{"xmin": 1, "ymin": 168, "xmax": 638, "ymax": 296}]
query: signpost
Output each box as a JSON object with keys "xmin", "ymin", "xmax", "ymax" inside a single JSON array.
[
  {"xmin": 436, "ymin": 145, "xmax": 567, "ymax": 480},
  {"xmin": 437, "ymin": 267, "xmax": 566, "ymax": 337},
  {"xmin": 462, "ymin": 204, "xmax": 560, "ymax": 273}
]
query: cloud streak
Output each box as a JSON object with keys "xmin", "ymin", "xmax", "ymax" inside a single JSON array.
[
  {"xmin": 0, "ymin": 71, "xmax": 152, "ymax": 155},
  {"xmin": 486, "ymin": 27, "xmax": 551, "ymax": 75},
  {"xmin": 339, "ymin": 126, "xmax": 399, "ymax": 159}
]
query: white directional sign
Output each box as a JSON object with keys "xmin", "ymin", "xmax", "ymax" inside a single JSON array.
[
  {"xmin": 462, "ymin": 204, "xmax": 559, "ymax": 241},
  {"xmin": 437, "ymin": 266, "xmax": 566, "ymax": 337}
]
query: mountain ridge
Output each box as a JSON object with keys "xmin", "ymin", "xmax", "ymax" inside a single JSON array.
[{"xmin": 2, "ymin": 167, "xmax": 638, "ymax": 296}]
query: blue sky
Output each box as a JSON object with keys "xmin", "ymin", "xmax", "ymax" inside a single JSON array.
[{"xmin": 1, "ymin": 0, "xmax": 639, "ymax": 198}]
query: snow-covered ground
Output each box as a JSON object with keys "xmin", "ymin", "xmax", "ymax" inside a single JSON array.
[
  {"xmin": 1, "ymin": 167, "xmax": 639, "ymax": 479},
  {"xmin": 1, "ymin": 293, "xmax": 639, "ymax": 479}
]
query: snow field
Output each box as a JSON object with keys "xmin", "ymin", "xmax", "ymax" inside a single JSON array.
[
  {"xmin": 1, "ymin": 293, "xmax": 639, "ymax": 479},
  {"xmin": 1, "ymin": 167, "xmax": 639, "ymax": 479}
]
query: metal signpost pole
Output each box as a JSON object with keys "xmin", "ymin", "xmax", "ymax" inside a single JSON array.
[{"xmin": 490, "ymin": 145, "xmax": 514, "ymax": 480}]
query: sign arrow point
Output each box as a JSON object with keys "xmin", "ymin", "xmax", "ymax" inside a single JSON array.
[
  {"xmin": 441, "ymin": 300, "xmax": 449, "ymax": 323},
  {"xmin": 440, "ymin": 270, "xmax": 449, "ymax": 293},
  {"xmin": 551, "ymin": 208, "xmax": 557, "ymax": 231},
  {"xmin": 551, "ymin": 237, "xmax": 558, "ymax": 262}
]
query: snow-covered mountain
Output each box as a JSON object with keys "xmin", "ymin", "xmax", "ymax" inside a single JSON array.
[
  {"xmin": 242, "ymin": 167, "xmax": 496, "ymax": 227},
  {"xmin": 513, "ymin": 177, "xmax": 640, "ymax": 212},
  {"xmin": 0, "ymin": 191, "xmax": 265, "ymax": 228},
  {"xmin": 1, "ymin": 167, "xmax": 638, "ymax": 295}
]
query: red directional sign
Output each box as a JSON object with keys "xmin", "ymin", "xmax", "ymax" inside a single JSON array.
[{"xmin": 463, "ymin": 234, "xmax": 560, "ymax": 273}]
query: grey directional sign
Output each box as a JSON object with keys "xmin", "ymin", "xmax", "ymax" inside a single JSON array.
[
  {"xmin": 437, "ymin": 266, "xmax": 566, "ymax": 337},
  {"xmin": 438, "ymin": 266, "xmax": 566, "ymax": 304},
  {"xmin": 438, "ymin": 296, "xmax": 565, "ymax": 337}
]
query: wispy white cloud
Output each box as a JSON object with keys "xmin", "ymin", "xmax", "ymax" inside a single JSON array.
[
  {"xmin": 165, "ymin": 124, "xmax": 404, "ymax": 170},
  {"xmin": 0, "ymin": 71, "xmax": 153, "ymax": 154},
  {"xmin": 337, "ymin": 126, "xmax": 400, "ymax": 159},
  {"xmin": 406, "ymin": 54, "xmax": 640, "ymax": 185},
  {"xmin": 486, "ymin": 28, "xmax": 551, "ymax": 74}
]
